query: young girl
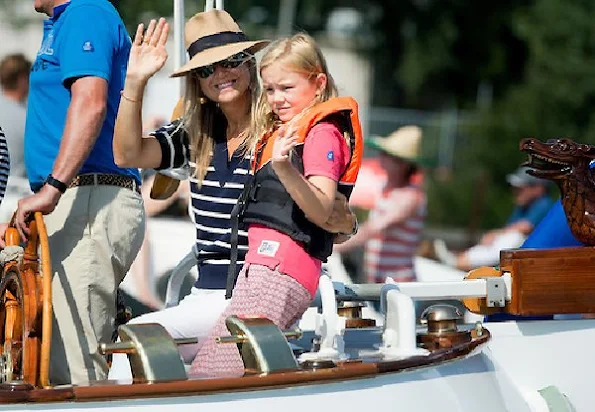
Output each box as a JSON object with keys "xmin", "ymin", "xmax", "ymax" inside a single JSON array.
[{"xmin": 190, "ymin": 33, "xmax": 363, "ymax": 377}]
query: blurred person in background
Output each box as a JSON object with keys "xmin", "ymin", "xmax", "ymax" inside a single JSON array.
[
  {"xmin": 434, "ymin": 166, "xmax": 553, "ymax": 271},
  {"xmin": 0, "ymin": 53, "xmax": 31, "ymax": 180},
  {"xmin": 334, "ymin": 125, "xmax": 426, "ymax": 283}
]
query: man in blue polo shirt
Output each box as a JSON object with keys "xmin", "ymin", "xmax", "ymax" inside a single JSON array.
[{"xmin": 8, "ymin": 0, "xmax": 145, "ymax": 385}]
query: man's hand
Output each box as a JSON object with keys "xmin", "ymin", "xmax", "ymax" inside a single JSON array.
[{"xmin": 15, "ymin": 185, "xmax": 61, "ymax": 241}]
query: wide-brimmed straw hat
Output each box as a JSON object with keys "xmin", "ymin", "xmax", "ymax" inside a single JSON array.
[
  {"xmin": 367, "ymin": 125, "xmax": 423, "ymax": 164},
  {"xmin": 171, "ymin": 10, "xmax": 269, "ymax": 78}
]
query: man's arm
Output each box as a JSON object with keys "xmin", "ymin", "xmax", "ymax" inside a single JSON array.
[
  {"xmin": 14, "ymin": 76, "xmax": 107, "ymax": 239},
  {"xmin": 51, "ymin": 76, "xmax": 107, "ymax": 184}
]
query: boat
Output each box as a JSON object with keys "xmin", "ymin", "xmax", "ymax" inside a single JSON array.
[
  {"xmin": 0, "ymin": 0, "xmax": 592, "ymax": 409},
  {"xmin": 0, "ymin": 205, "xmax": 593, "ymax": 411}
]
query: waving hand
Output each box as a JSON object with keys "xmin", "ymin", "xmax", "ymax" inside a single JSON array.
[{"xmin": 127, "ymin": 18, "xmax": 170, "ymax": 81}]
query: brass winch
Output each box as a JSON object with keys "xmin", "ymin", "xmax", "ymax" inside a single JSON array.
[
  {"xmin": 417, "ymin": 304, "xmax": 471, "ymax": 350},
  {"xmin": 337, "ymin": 301, "xmax": 376, "ymax": 328}
]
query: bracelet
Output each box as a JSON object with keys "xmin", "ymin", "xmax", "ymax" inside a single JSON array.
[{"xmin": 120, "ymin": 90, "xmax": 139, "ymax": 103}]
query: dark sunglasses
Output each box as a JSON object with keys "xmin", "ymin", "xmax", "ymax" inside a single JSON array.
[{"xmin": 194, "ymin": 52, "xmax": 252, "ymax": 79}]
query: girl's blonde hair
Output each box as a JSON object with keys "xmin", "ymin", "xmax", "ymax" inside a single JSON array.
[
  {"xmin": 182, "ymin": 58, "xmax": 260, "ymax": 184},
  {"xmin": 252, "ymin": 33, "xmax": 338, "ymax": 144}
]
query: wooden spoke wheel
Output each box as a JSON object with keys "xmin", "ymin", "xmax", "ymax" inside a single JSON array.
[{"xmin": 0, "ymin": 212, "xmax": 52, "ymax": 388}]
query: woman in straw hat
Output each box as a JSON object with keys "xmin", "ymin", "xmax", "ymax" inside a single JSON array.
[
  {"xmin": 109, "ymin": 11, "xmax": 356, "ymax": 379},
  {"xmin": 334, "ymin": 125, "xmax": 426, "ymax": 284}
]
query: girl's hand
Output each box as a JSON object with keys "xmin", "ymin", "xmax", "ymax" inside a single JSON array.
[
  {"xmin": 127, "ymin": 18, "xmax": 170, "ymax": 81},
  {"xmin": 271, "ymin": 125, "xmax": 298, "ymax": 165}
]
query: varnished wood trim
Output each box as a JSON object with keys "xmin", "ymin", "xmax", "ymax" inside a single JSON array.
[{"xmin": 0, "ymin": 332, "xmax": 489, "ymax": 404}]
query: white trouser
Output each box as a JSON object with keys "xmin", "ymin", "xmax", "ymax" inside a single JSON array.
[
  {"xmin": 466, "ymin": 230, "xmax": 526, "ymax": 267},
  {"xmin": 108, "ymin": 287, "xmax": 229, "ymax": 380},
  {"xmin": 47, "ymin": 185, "xmax": 145, "ymax": 385}
]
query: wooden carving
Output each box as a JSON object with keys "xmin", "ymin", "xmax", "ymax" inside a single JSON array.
[{"xmin": 520, "ymin": 138, "xmax": 595, "ymax": 245}]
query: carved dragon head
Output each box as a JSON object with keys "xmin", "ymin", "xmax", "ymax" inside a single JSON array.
[{"xmin": 519, "ymin": 138, "xmax": 595, "ymax": 181}]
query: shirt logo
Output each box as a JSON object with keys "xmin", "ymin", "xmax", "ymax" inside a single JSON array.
[
  {"xmin": 82, "ymin": 41, "xmax": 94, "ymax": 52},
  {"xmin": 327, "ymin": 150, "xmax": 334, "ymax": 161},
  {"xmin": 257, "ymin": 240, "xmax": 280, "ymax": 257}
]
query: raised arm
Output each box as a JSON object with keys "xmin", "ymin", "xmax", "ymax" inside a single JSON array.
[
  {"xmin": 271, "ymin": 124, "xmax": 345, "ymax": 228},
  {"xmin": 114, "ymin": 18, "xmax": 169, "ymax": 169}
]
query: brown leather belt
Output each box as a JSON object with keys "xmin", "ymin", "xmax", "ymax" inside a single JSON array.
[{"xmin": 68, "ymin": 173, "xmax": 141, "ymax": 194}]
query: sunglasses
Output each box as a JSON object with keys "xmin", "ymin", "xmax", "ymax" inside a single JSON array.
[{"xmin": 194, "ymin": 52, "xmax": 252, "ymax": 79}]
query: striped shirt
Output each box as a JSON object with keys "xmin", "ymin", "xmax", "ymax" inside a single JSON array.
[
  {"xmin": 365, "ymin": 186, "xmax": 425, "ymax": 283},
  {"xmin": 152, "ymin": 119, "xmax": 250, "ymax": 289},
  {"xmin": 0, "ymin": 127, "xmax": 10, "ymax": 202}
]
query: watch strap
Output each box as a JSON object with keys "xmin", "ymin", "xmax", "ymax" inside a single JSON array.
[{"xmin": 45, "ymin": 174, "xmax": 67, "ymax": 194}]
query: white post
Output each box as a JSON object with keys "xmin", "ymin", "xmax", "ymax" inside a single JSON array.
[
  {"xmin": 173, "ymin": 0, "xmax": 186, "ymax": 97},
  {"xmin": 205, "ymin": 0, "xmax": 214, "ymax": 11},
  {"xmin": 215, "ymin": 0, "xmax": 224, "ymax": 10},
  {"xmin": 299, "ymin": 274, "xmax": 346, "ymax": 362},
  {"xmin": 380, "ymin": 288, "xmax": 429, "ymax": 358}
]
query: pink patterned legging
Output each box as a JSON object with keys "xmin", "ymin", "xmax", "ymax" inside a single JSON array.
[{"xmin": 189, "ymin": 264, "xmax": 312, "ymax": 377}]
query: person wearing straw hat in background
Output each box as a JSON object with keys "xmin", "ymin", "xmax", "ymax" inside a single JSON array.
[
  {"xmin": 109, "ymin": 10, "xmax": 357, "ymax": 380},
  {"xmin": 334, "ymin": 125, "xmax": 426, "ymax": 285}
]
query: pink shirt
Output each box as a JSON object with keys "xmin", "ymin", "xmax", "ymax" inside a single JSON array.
[{"xmin": 245, "ymin": 121, "xmax": 350, "ymax": 296}]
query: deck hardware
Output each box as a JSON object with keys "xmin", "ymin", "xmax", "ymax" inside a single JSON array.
[
  {"xmin": 99, "ymin": 323, "xmax": 191, "ymax": 383},
  {"xmin": 217, "ymin": 316, "xmax": 301, "ymax": 374},
  {"xmin": 486, "ymin": 277, "xmax": 506, "ymax": 307},
  {"xmin": 418, "ymin": 304, "xmax": 471, "ymax": 350},
  {"xmin": 379, "ymin": 286, "xmax": 429, "ymax": 358},
  {"xmin": 299, "ymin": 274, "xmax": 346, "ymax": 363},
  {"xmin": 337, "ymin": 301, "xmax": 376, "ymax": 328}
]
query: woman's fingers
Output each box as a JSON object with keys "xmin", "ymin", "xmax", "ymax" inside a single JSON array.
[
  {"xmin": 144, "ymin": 19, "xmax": 157, "ymax": 44},
  {"xmin": 158, "ymin": 20, "xmax": 170, "ymax": 46},
  {"xmin": 150, "ymin": 18, "xmax": 167, "ymax": 47},
  {"xmin": 133, "ymin": 23, "xmax": 144, "ymax": 46}
]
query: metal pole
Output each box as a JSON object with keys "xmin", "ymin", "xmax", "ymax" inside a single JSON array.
[
  {"xmin": 277, "ymin": 0, "xmax": 298, "ymax": 37},
  {"xmin": 173, "ymin": 0, "xmax": 185, "ymax": 97},
  {"xmin": 215, "ymin": 0, "xmax": 224, "ymax": 10}
]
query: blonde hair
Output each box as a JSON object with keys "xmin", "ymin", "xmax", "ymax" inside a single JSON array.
[
  {"xmin": 182, "ymin": 59, "xmax": 260, "ymax": 184},
  {"xmin": 252, "ymin": 33, "xmax": 338, "ymax": 145}
]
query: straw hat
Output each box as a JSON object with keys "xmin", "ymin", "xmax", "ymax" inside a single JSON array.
[
  {"xmin": 171, "ymin": 10, "xmax": 269, "ymax": 78},
  {"xmin": 367, "ymin": 125, "xmax": 423, "ymax": 164}
]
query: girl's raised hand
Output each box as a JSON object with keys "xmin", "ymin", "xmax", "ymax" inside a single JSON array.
[
  {"xmin": 271, "ymin": 125, "xmax": 298, "ymax": 164},
  {"xmin": 127, "ymin": 18, "xmax": 170, "ymax": 81}
]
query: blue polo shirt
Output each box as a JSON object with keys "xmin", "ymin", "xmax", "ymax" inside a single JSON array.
[{"xmin": 24, "ymin": 0, "xmax": 140, "ymax": 191}]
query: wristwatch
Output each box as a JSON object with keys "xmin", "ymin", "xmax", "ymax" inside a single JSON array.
[{"xmin": 45, "ymin": 174, "xmax": 68, "ymax": 194}]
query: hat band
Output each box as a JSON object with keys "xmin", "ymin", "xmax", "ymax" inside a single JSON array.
[{"xmin": 187, "ymin": 31, "xmax": 249, "ymax": 59}]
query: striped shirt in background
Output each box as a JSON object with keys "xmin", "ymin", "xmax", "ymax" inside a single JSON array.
[
  {"xmin": 365, "ymin": 186, "xmax": 426, "ymax": 283},
  {"xmin": 151, "ymin": 120, "xmax": 250, "ymax": 290},
  {"xmin": 0, "ymin": 128, "xmax": 10, "ymax": 203}
]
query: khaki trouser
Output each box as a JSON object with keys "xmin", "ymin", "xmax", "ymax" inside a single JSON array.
[{"xmin": 44, "ymin": 185, "xmax": 145, "ymax": 385}]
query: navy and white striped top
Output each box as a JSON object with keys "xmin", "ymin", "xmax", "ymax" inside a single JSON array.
[
  {"xmin": 152, "ymin": 119, "xmax": 250, "ymax": 289},
  {"xmin": 0, "ymin": 127, "xmax": 10, "ymax": 202}
]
